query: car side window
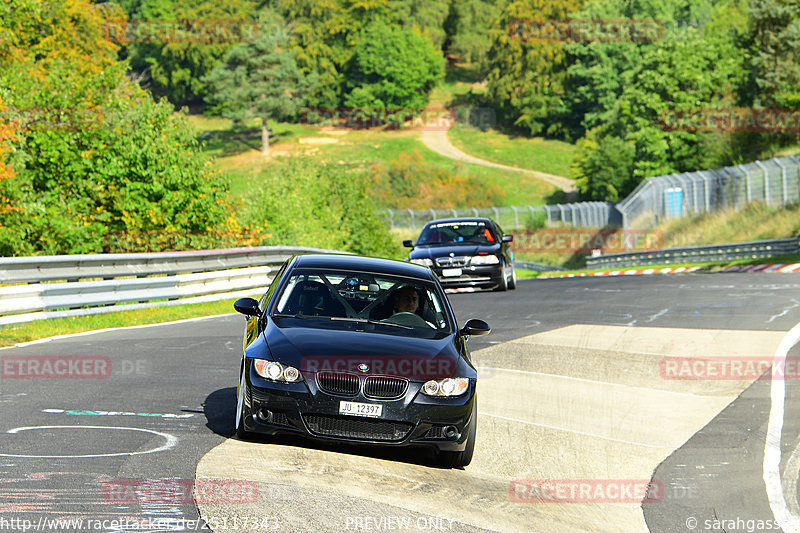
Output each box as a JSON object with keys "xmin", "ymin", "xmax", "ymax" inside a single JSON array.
[{"xmin": 259, "ymin": 261, "xmax": 289, "ymax": 312}]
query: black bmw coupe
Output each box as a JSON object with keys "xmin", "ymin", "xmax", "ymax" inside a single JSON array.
[
  {"xmin": 404, "ymin": 217, "xmax": 516, "ymax": 291},
  {"xmin": 232, "ymin": 253, "xmax": 490, "ymax": 468}
]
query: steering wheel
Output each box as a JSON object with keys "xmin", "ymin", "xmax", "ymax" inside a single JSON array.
[{"xmin": 383, "ymin": 312, "xmax": 433, "ymax": 329}]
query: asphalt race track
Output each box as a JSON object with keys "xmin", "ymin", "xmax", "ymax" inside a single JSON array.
[{"xmin": 1, "ymin": 273, "xmax": 800, "ymax": 532}]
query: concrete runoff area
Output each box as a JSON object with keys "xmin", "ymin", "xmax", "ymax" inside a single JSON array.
[{"xmin": 195, "ymin": 325, "xmax": 785, "ymax": 532}]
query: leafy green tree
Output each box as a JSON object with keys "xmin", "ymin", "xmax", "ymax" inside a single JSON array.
[
  {"xmin": 0, "ymin": 0, "xmax": 240, "ymax": 256},
  {"xmin": 572, "ymin": 130, "xmax": 636, "ymax": 201},
  {"xmin": 444, "ymin": 0, "xmax": 502, "ymax": 63},
  {"xmin": 484, "ymin": 0, "xmax": 583, "ymax": 136},
  {"xmin": 204, "ymin": 13, "xmax": 317, "ymax": 154},
  {"xmin": 343, "ymin": 21, "xmax": 444, "ymax": 110},
  {"xmin": 572, "ymin": 24, "xmax": 747, "ymax": 200},
  {"xmin": 743, "ymin": 0, "xmax": 800, "ymax": 109},
  {"xmin": 119, "ymin": 0, "xmax": 258, "ymax": 107},
  {"xmin": 274, "ymin": 0, "xmax": 449, "ymax": 107}
]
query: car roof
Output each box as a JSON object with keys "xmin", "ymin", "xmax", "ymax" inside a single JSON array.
[
  {"xmin": 425, "ymin": 217, "xmax": 494, "ymax": 223},
  {"xmin": 424, "ymin": 217, "xmax": 496, "ymax": 226},
  {"xmin": 291, "ymin": 253, "xmax": 435, "ymax": 280}
]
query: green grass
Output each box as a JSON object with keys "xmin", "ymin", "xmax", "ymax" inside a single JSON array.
[
  {"xmin": 191, "ymin": 115, "xmax": 562, "ymax": 208},
  {"xmin": 0, "ymin": 299, "xmax": 237, "ymax": 347},
  {"xmin": 657, "ymin": 202, "xmax": 800, "ymax": 248},
  {"xmin": 448, "ymin": 125, "xmax": 575, "ymax": 178}
]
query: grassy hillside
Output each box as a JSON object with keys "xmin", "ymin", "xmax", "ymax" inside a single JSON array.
[
  {"xmin": 515, "ymin": 201, "xmax": 800, "ymax": 270},
  {"xmin": 188, "ymin": 115, "xmax": 563, "ymax": 207},
  {"xmin": 659, "ymin": 202, "xmax": 800, "ymax": 248},
  {"xmin": 448, "ymin": 125, "xmax": 575, "ymax": 178}
]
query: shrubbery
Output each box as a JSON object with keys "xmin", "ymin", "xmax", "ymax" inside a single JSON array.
[
  {"xmin": 242, "ymin": 158, "xmax": 402, "ymax": 259},
  {"xmin": 0, "ymin": 0, "xmax": 260, "ymax": 256},
  {"xmin": 368, "ymin": 150, "xmax": 505, "ymax": 209}
]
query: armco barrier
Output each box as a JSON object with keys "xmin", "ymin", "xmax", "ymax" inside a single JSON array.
[
  {"xmin": 0, "ymin": 246, "xmax": 346, "ymax": 326},
  {"xmin": 586, "ymin": 235, "xmax": 800, "ymax": 269}
]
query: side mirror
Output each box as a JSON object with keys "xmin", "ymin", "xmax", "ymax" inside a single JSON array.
[
  {"xmin": 460, "ymin": 318, "xmax": 491, "ymax": 337},
  {"xmin": 502, "ymin": 234, "xmax": 513, "ymax": 243},
  {"xmin": 403, "ymin": 239, "xmax": 413, "ymax": 248},
  {"xmin": 234, "ymin": 297, "xmax": 261, "ymax": 317}
]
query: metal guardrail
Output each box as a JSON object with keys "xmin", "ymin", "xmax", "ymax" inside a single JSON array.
[
  {"xmin": 0, "ymin": 246, "xmax": 345, "ymax": 326},
  {"xmin": 0, "ymin": 246, "xmax": 334, "ymax": 284},
  {"xmin": 585, "ymin": 235, "xmax": 800, "ymax": 269},
  {"xmin": 515, "ymin": 261, "xmax": 567, "ymax": 272}
]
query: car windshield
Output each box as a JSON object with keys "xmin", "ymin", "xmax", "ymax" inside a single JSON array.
[
  {"xmin": 271, "ymin": 268, "xmax": 453, "ymax": 333},
  {"xmin": 416, "ymin": 221, "xmax": 496, "ymax": 245}
]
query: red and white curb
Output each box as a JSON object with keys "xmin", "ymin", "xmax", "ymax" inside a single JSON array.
[
  {"xmin": 723, "ymin": 263, "xmax": 800, "ymax": 273},
  {"xmin": 540, "ymin": 266, "xmax": 702, "ymax": 279}
]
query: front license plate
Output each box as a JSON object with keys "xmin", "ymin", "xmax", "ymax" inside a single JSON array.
[
  {"xmin": 339, "ymin": 401, "xmax": 382, "ymax": 418},
  {"xmin": 442, "ymin": 268, "xmax": 462, "ymax": 277}
]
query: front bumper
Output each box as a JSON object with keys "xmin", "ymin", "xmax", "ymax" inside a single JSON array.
[
  {"xmin": 431, "ymin": 264, "xmax": 504, "ymax": 288},
  {"xmin": 242, "ymin": 368, "xmax": 475, "ymax": 452}
]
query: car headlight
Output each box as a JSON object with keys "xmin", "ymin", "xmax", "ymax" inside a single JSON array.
[
  {"xmin": 410, "ymin": 258, "xmax": 433, "ymax": 267},
  {"xmin": 421, "ymin": 377, "xmax": 469, "ymax": 397},
  {"xmin": 470, "ymin": 255, "xmax": 500, "ymax": 265},
  {"xmin": 253, "ymin": 359, "xmax": 303, "ymax": 382}
]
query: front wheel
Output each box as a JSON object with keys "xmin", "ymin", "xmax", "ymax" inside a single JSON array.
[
  {"xmin": 235, "ymin": 367, "xmax": 254, "ymax": 440},
  {"xmin": 437, "ymin": 410, "xmax": 476, "ymax": 468},
  {"xmin": 493, "ymin": 266, "xmax": 509, "ymax": 292},
  {"xmin": 507, "ymin": 265, "xmax": 517, "ymax": 290}
]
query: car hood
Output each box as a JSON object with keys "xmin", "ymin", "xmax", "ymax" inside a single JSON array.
[
  {"xmin": 256, "ymin": 320, "xmax": 471, "ymax": 380},
  {"xmin": 409, "ymin": 243, "xmax": 500, "ymax": 260}
]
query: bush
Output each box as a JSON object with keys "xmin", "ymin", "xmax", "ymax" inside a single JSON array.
[
  {"xmin": 242, "ymin": 158, "xmax": 402, "ymax": 259},
  {"xmin": 369, "ymin": 150, "xmax": 505, "ymax": 209}
]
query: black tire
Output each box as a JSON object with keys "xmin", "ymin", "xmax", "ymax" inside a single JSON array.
[
  {"xmin": 235, "ymin": 368, "xmax": 254, "ymax": 440},
  {"xmin": 507, "ymin": 265, "xmax": 517, "ymax": 290},
  {"xmin": 437, "ymin": 410, "xmax": 476, "ymax": 468},
  {"xmin": 493, "ymin": 266, "xmax": 509, "ymax": 292}
]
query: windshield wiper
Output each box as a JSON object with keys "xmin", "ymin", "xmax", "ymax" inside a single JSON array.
[
  {"xmin": 272, "ymin": 313, "xmax": 331, "ymax": 320},
  {"xmin": 329, "ymin": 317, "xmax": 413, "ymax": 329}
]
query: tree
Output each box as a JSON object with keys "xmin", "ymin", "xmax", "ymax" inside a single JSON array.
[
  {"xmin": 0, "ymin": 0, "xmax": 240, "ymax": 255},
  {"xmin": 743, "ymin": 0, "xmax": 800, "ymax": 109},
  {"xmin": 343, "ymin": 21, "xmax": 444, "ymax": 110},
  {"xmin": 204, "ymin": 13, "xmax": 316, "ymax": 154},
  {"xmin": 444, "ymin": 0, "xmax": 503, "ymax": 63},
  {"xmin": 117, "ymin": 0, "xmax": 259, "ymax": 107},
  {"xmin": 484, "ymin": 0, "xmax": 583, "ymax": 136}
]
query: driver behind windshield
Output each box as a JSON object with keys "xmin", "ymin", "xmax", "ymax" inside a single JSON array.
[{"xmin": 395, "ymin": 285, "xmax": 419, "ymax": 314}]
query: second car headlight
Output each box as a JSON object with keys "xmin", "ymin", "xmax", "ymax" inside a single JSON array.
[
  {"xmin": 410, "ymin": 258, "xmax": 434, "ymax": 266},
  {"xmin": 470, "ymin": 255, "xmax": 500, "ymax": 265},
  {"xmin": 421, "ymin": 377, "xmax": 469, "ymax": 397},
  {"xmin": 253, "ymin": 359, "xmax": 303, "ymax": 382}
]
